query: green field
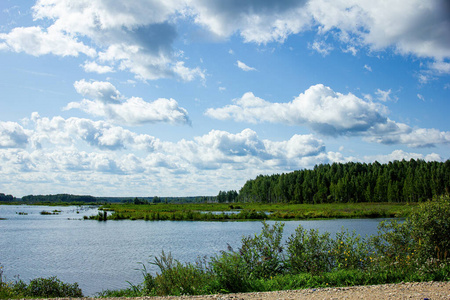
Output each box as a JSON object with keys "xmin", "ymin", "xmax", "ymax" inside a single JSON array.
[{"xmin": 89, "ymin": 202, "xmax": 417, "ymax": 221}]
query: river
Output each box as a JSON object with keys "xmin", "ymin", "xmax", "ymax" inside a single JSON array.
[{"xmin": 0, "ymin": 205, "xmax": 390, "ymax": 296}]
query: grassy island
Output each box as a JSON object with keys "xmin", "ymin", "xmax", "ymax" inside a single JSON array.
[{"xmin": 87, "ymin": 201, "xmax": 416, "ymax": 221}]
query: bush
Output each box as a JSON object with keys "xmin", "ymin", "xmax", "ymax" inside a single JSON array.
[
  {"xmin": 26, "ymin": 276, "xmax": 83, "ymax": 298},
  {"xmin": 210, "ymin": 248, "xmax": 252, "ymax": 293},
  {"xmin": 409, "ymin": 195, "xmax": 450, "ymax": 262},
  {"xmin": 332, "ymin": 228, "xmax": 373, "ymax": 270},
  {"xmin": 286, "ymin": 225, "xmax": 333, "ymax": 274},
  {"xmin": 371, "ymin": 195, "xmax": 450, "ymax": 269},
  {"xmin": 238, "ymin": 221, "xmax": 285, "ymax": 279},
  {"xmin": 146, "ymin": 251, "xmax": 212, "ymax": 296}
]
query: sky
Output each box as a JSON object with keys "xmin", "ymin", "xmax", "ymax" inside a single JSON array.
[{"xmin": 0, "ymin": 0, "xmax": 449, "ymax": 198}]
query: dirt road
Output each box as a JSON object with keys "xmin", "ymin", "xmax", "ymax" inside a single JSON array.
[{"xmin": 39, "ymin": 281, "xmax": 450, "ymax": 300}]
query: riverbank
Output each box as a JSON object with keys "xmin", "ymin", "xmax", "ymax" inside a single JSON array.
[{"xmin": 26, "ymin": 281, "xmax": 450, "ymax": 300}]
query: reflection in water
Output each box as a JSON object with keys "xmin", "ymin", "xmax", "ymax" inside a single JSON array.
[{"xmin": 0, "ymin": 205, "xmax": 388, "ymax": 296}]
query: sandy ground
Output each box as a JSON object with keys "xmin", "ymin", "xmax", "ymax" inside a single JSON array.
[{"xmin": 36, "ymin": 281, "xmax": 450, "ymax": 300}]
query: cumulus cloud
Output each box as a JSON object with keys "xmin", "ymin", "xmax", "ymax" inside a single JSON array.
[
  {"xmin": 307, "ymin": 0, "xmax": 450, "ymax": 60},
  {"xmin": 81, "ymin": 61, "xmax": 115, "ymax": 74},
  {"xmin": 206, "ymin": 84, "xmax": 450, "ymax": 147},
  {"xmin": 0, "ymin": 0, "xmax": 204, "ymax": 81},
  {"xmin": 0, "ymin": 26, "xmax": 96, "ymax": 57},
  {"xmin": 1, "ymin": 0, "xmax": 448, "ymax": 81},
  {"xmin": 27, "ymin": 113, "xmax": 160, "ymax": 151},
  {"xmin": 66, "ymin": 80, "xmax": 190, "ymax": 126},
  {"xmin": 206, "ymin": 84, "xmax": 386, "ymax": 136},
  {"xmin": 1, "ymin": 114, "xmax": 445, "ymax": 196},
  {"xmin": 0, "ymin": 121, "xmax": 30, "ymax": 148},
  {"xmin": 188, "ymin": 0, "xmax": 450, "ymax": 61},
  {"xmin": 366, "ymin": 120, "xmax": 450, "ymax": 147},
  {"xmin": 74, "ymin": 79, "xmax": 122, "ymax": 103},
  {"xmin": 236, "ymin": 60, "xmax": 257, "ymax": 71},
  {"xmin": 190, "ymin": 0, "xmax": 311, "ymax": 44}
]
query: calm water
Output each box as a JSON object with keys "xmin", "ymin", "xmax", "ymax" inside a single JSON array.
[{"xmin": 1, "ymin": 205, "xmax": 389, "ymax": 296}]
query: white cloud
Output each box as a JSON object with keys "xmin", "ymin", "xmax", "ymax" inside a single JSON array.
[
  {"xmin": 0, "ymin": 26, "xmax": 96, "ymax": 57},
  {"xmin": 375, "ymin": 89, "xmax": 393, "ymax": 102},
  {"xmin": 206, "ymin": 84, "xmax": 450, "ymax": 147},
  {"xmin": 190, "ymin": 0, "xmax": 311, "ymax": 44},
  {"xmin": 172, "ymin": 61, "xmax": 206, "ymax": 82},
  {"xmin": 364, "ymin": 64, "xmax": 372, "ymax": 72},
  {"xmin": 342, "ymin": 45, "xmax": 358, "ymax": 56},
  {"xmin": 2, "ymin": 0, "xmax": 448, "ymax": 82},
  {"xmin": 309, "ymin": 40, "xmax": 333, "ymax": 56},
  {"xmin": 0, "ymin": 0, "xmax": 204, "ymax": 81},
  {"xmin": 366, "ymin": 121, "xmax": 450, "ymax": 148},
  {"xmin": 417, "ymin": 94, "xmax": 425, "ymax": 101},
  {"xmin": 0, "ymin": 121, "xmax": 30, "ymax": 148},
  {"xmin": 307, "ymin": 0, "xmax": 450, "ymax": 61},
  {"xmin": 1, "ymin": 114, "xmax": 445, "ymax": 196},
  {"xmin": 363, "ymin": 150, "xmax": 442, "ymax": 164},
  {"xmin": 429, "ymin": 60, "xmax": 450, "ymax": 74},
  {"xmin": 206, "ymin": 84, "xmax": 386, "ymax": 136},
  {"xmin": 27, "ymin": 113, "xmax": 160, "ymax": 151},
  {"xmin": 236, "ymin": 60, "xmax": 257, "ymax": 71},
  {"xmin": 67, "ymin": 80, "xmax": 190, "ymax": 126},
  {"xmin": 81, "ymin": 61, "xmax": 115, "ymax": 74},
  {"xmin": 190, "ymin": 0, "xmax": 450, "ymax": 62},
  {"xmin": 74, "ymin": 79, "xmax": 122, "ymax": 103}
]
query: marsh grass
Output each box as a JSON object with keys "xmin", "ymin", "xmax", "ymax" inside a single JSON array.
[{"xmin": 95, "ymin": 202, "xmax": 414, "ymax": 221}]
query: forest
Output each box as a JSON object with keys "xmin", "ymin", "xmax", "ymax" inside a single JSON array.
[{"xmin": 237, "ymin": 159, "xmax": 450, "ymax": 204}]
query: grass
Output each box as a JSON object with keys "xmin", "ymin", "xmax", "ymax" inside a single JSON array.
[{"xmin": 91, "ymin": 202, "xmax": 415, "ymax": 221}]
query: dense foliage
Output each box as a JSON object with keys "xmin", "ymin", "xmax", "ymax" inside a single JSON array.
[
  {"xmin": 0, "ymin": 272, "xmax": 83, "ymax": 299},
  {"xmin": 21, "ymin": 194, "xmax": 97, "ymax": 204},
  {"xmin": 0, "ymin": 193, "xmax": 15, "ymax": 203},
  {"xmin": 238, "ymin": 159, "xmax": 450, "ymax": 203},
  {"xmin": 97, "ymin": 195, "xmax": 450, "ymax": 297}
]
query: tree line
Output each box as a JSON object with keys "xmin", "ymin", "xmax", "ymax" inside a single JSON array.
[
  {"xmin": 0, "ymin": 193, "xmax": 16, "ymax": 202},
  {"xmin": 237, "ymin": 159, "xmax": 450, "ymax": 204},
  {"xmin": 20, "ymin": 194, "xmax": 97, "ymax": 203}
]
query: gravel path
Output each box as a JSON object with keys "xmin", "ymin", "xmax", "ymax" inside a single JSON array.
[{"xmin": 38, "ymin": 281, "xmax": 450, "ymax": 300}]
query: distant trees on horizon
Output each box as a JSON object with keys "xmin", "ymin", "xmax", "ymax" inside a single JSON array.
[{"xmin": 237, "ymin": 159, "xmax": 450, "ymax": 204}]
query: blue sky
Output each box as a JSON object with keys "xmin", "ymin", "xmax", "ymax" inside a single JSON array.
[{"xmin": 0, "ymin": 0, "xmax": 449, "ymax": 197}]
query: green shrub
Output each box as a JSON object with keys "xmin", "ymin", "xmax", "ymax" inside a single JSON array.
[
  {"xmin": 210, "ymin": 249, "xmax": 252, "ymax": 293},
  {"xmin": 370, "ymin": 219, "xmax": 414, "ymax": 268},
  {"xmin": 332, "ymin": 228, "xmax": 373, "ymax": 270},
  {"xmin": 239, "ymin": 221, "xmax": 285, "ymax": 279},
  {"xmin": 146, "ymin": 251, "xmax": 212, "ymax": 296},
  {"xmin": 25, "ymin": 276, "xmax": 83, "ymax": 298},
  {"xmin": 409, "ymin": 195, "xmax": 450, "ymax": 262},
  {"xmin": 286, "ymin": 225, "xmax": 333, "ymax": 274}
]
